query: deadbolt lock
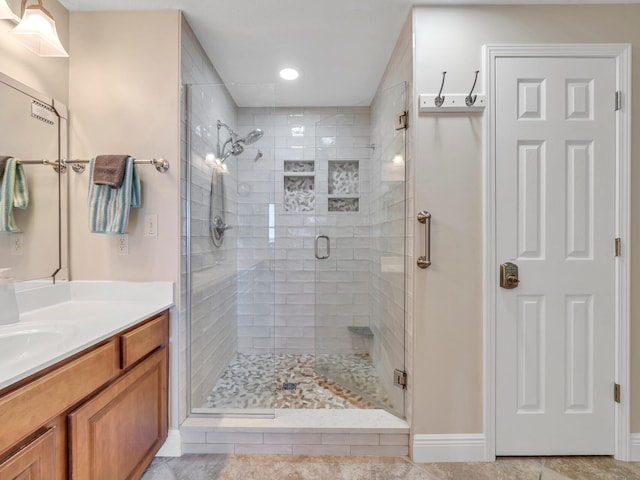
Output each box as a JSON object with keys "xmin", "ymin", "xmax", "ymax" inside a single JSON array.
[{"xmin": 500, "ymin": 262, "xmax": 520, "ymax": 289}]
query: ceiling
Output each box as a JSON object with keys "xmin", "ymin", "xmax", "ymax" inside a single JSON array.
[
  {"xmin": 58, "ymin": 0, "xmax": 415, "ymax": 107},
  {"xmin": 58, "ymin": 0, "xmax": 636, "ymax": 107}
]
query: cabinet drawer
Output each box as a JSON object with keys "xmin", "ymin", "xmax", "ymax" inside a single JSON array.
[
  {"xmin": 0, "ymin": 428, "xmax": 56, "ymax": 479},
  {"xmin": 0, "ymin": 341, "xmax": 117, "ymax": 456},
  {"xmin": 120, "ymin": 312, "xmax": 168, "ymax": 369}
]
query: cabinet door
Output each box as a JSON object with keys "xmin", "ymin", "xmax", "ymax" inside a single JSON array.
[
  {"xmin": 68, "ymin": 347, "xmax": 168, "ymax": 480},
  {"xmin": 0, "ymin": 428, "xmax": 56, "ymax": 479}
]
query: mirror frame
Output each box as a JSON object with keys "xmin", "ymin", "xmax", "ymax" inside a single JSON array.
[{"xmin": 0, "ymin": 72, "xmax": 68, "ymax": 286}]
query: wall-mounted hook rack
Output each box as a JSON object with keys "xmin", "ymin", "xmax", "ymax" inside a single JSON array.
[
  {"xmin": 419, "ymin": 94, "xmax": 486, "ymax": 113},
  {"xmin": 419, "ymin": 70, "xmax": 485, "ymax": 113}
]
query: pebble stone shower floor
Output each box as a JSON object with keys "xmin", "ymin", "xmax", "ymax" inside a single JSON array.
[{"xmin": 202, "ymin": 353, "xmax": 391, "ymax": 410}]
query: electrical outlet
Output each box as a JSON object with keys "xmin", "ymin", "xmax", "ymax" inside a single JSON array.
[
  {"xmin": 12, "ymin": 234, "xmax": 23, "ymax": 256},
  {"xmin": 116, "ymin": 234, "xmax": 129, "ymax": 255},
  {"xmin": 144, "ymin": 214, "xmax": 158, "ymax": 237}
]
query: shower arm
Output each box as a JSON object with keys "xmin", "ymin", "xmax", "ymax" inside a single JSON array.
[{"xmin": 217, "ymin": 120, "xmax": 237, "ymax": 159}]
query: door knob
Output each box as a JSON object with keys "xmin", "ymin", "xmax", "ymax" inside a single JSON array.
[{"xmin": 500, "ymin": 262, "xmax": 520, "ymax": 289}]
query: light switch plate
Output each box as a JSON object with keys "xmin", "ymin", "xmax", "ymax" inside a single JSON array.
[{"xmin": 144, "ymin": 214, "xmax": 158, "ymax": 237}]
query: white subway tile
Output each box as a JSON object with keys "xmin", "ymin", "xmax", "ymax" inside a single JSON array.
[
  {"xmin": 206, "ymin": 432, "xmax": 264, "ymax": 444},
  {"xmin": 322, "ymin": 433, "xmax": 379, "ymax": 445},
  {"xmin": 263, "ymin": 433, "xmax": 322, "ymax": 445}
]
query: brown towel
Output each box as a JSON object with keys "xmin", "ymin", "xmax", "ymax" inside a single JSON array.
[
  {"xmin": 92, "ymin": 155, "xmax": 129, "ymax": 188},
  {"xmin": 0, "ymin": 156, "xmax": 11, "ymax": 176}
]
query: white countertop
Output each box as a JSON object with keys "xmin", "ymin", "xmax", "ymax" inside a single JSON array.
[{"xmin": 0, "ymin": 281, "xmax": 174, "ymax": 391}]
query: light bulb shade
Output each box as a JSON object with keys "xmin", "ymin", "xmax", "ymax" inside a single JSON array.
[
  {"xmin": 0, "ymin": 0, "xmax": 19, "ymax": 21},
  {"xmin": 11, "ymin": 5, "xmax": 68, "ymax": 57}
]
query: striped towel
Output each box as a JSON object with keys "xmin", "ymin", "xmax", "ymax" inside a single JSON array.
[
  {"xmin": 88, "ymin": 156, "xmax": 141, "ymax": 234},
  {"xmin": 0, "ymin": 158, "xmax": 29, "ymax": 233}
]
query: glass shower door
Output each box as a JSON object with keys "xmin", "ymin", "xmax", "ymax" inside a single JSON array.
[
  {"xmin": 187, "ymin": 83, "xmax": 276, "ymax": 415},
  {"xmin": 314, "ymin": 82, "xmax": 407, "ymax": 416}
]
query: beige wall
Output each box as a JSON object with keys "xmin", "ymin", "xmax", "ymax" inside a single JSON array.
[
  {"xmin": 68, "ymin": 10, "xmax": 182, "ymax": 428},
  {"xmin": 0, "ymin": 0, "xmax": 69, "ymax": 104},
  {"xmin": 412, "ymin": 4, "xmax": 640, "ymax": 436},
  {"xmin": 68, "ymin": 10, "xmax": 181, "ymax": 282}
]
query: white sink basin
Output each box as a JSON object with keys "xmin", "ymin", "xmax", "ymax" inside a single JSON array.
[{"xmin": 0, "ymin": 323, "xmax": 76, "ymax": 367}]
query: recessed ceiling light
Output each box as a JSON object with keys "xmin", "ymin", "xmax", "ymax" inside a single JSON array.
[{"xmin": 279, "ymin": 68, "xmax": 299, "ymax": 81}]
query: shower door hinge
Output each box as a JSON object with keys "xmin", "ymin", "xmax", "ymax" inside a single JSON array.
[
  {"xmin": 395, "ymin": 111, "xmax": 408, "ymax": 130},
  {"xmin": 614, "ymin": 237, "xmax": 621, "ymax": 257},
  {"xmin": 614, "ymin": 383, "xmax": 621, "ymax": 403},
  {"xmin": 393, "ymin": 369, "xmax": 407, "ymax": 389},
  {"xmin": 615, "ymin": 91, "xmax": 622, "ymax": 111}
]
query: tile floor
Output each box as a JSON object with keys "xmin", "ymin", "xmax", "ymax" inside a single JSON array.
[
  {"xmin": 141, "ymin": 454, "xmax": 640, "ymax": 479},
  {"xmin": 202, "ymin": 353, "xmax": 389, "ymax": 410}
]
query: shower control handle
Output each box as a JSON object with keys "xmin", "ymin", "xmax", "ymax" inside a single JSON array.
[{"xmin": 314, "ymin": 235, "xmax": 330, "ymax": 260}]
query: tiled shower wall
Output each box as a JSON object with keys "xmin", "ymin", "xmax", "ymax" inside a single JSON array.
[
  {"xmin": 181, "ymin": 19, "xmax": 239, "ymax": 409},
  {"xmin": 236, "ymin": 107, "xmax": 372, "ymax": 354}
]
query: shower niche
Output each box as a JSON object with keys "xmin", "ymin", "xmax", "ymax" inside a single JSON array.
[
  {"xmin": 282, "ymin": 159, "xmax": 360, "ymax": 213},
  {"xmin": 327, "ymin": 160, "xmax": 359, "ymax": 212},
  {"xmin": 284, "ymin": 161, "xmax": 315, "ymax": 212}
]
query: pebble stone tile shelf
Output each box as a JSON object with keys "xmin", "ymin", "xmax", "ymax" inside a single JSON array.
[
  {"xmin": 284, "ymin": 175, "xmax": 315, "ymax": 212},
  {"xmin": 328, "ymin": 160, "xmax": 359, "ymax": 212},
  {"xmin": 284, "ymin": 160, "xmax": 315, "ymax": 173},
  {"xmin": 328, "ymin": 197, "xmax": 359, "ymax": 212},
  {"xmin": 328, "ymin": 160, "xmax": 359, "ymax": 195}
]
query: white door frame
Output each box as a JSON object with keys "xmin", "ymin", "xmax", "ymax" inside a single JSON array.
[{"xmin": 483, "ymin": 44, "xmax": 631, "ymax": 461}]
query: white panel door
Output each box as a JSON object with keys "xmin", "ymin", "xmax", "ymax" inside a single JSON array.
[{"xmin": 495, "ymin": 56, "xmax": 616, "ymax": 455}]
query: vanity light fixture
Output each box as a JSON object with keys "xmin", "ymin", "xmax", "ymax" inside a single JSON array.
[
  {"xmin": 0, "ymin": 0, "xmax": 19, "ymax": 22},
  {"xmin": 11, "ymin": 0, "xmax": 68, "ymax": 57},
  {"xmin": 279, "ymin": 67, "xmax": 300, "ymax": 81}
]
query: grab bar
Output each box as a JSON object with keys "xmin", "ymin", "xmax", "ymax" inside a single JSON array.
[
  {"xmin": 314, "ymin": 234, "xmax": 330, "ymax": 260},
  {"xmin": 417, "ymin": 210, "xmax": 431, "ymax": 269}
]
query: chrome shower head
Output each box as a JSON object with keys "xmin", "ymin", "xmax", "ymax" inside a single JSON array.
[
  {"xmin": 239, "ymin": 128, "xmax": 264, "ymax": 145},
  {"xmin": 217, "ymin": 120, "xmax": 264, "ymax": 163}
]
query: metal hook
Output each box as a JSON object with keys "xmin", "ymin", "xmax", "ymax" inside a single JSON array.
[
  {"xmin": 465, "ymin": 70, "xmax": 480, "ymax": 107},
  {"xmin": 435, "ymin": 71, "xmax": 447, "ymax": 107}
]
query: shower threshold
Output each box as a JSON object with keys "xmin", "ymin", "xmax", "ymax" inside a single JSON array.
[{"xmin": 180, "ymin": 409, "xmax": 409, "ymax": 456}]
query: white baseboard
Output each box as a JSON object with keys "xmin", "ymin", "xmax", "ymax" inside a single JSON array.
[
  {"xmin": 413, "ymin": 434, "xmax": 488, "ymax": 463},
  {"xmin": 156, "ymin": 429, "xmax": 182, "ymax": 457},
  {"xmin": 629, "ymin": 433, "xmax": 640, "ymax": 461}
]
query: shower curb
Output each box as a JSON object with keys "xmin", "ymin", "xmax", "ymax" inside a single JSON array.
[{"xmin": 180, "ymin": 409, "xmax": 409, "ymax": 456}]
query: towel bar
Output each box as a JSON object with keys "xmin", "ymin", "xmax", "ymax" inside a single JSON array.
[{"xmin": 16, "ymin": 158, "xmax": 170, "ymax": 173}]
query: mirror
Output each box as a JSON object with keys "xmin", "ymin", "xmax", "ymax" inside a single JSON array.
[{"xmin": 0, "ymin": 72, "xmax": 67, "ymax": 285}]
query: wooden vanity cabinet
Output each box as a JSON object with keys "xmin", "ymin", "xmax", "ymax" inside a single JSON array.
[
  {"xmin": 0, "ymin": 310, "xmax": 169, "ymax": 480},
  {"xmin": 68, "ymin": 339, "xmax": 168, "ymax": 479},
  {"xmin": 0, "ymin": 428, "xmax": 56, "ymax": 480}
]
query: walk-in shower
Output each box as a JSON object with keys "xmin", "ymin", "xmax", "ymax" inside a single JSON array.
[{"xmin": 186, "ymin": 82, "xmax": 407, "ymax": 418}]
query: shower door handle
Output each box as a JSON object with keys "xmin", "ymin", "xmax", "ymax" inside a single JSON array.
[
  {"xmin": 417, "ymin": 210, "xmax": 431, "ymax": 269},
  {"xmin": 315, "ymin": 235, "xmax": 330, "ymax": 260}
]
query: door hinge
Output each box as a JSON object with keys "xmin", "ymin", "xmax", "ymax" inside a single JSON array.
[
  {"xmin": 393, "ymin": 369, "xmax": 407, "ymax": 389},
  {"xmin": 615, "ymin": 238, "xmax": 621, "ymax": 257},
  {"xmin": 615, "ymin": 91, "xmax": 622, "ymax": 111},
  {"xmin": 614, "ymin": 383, "xmax": 621, "ymax": 403},
  {"xmin": 395, "ymin": 111, "xmax": 408, "ymax": 130}
]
